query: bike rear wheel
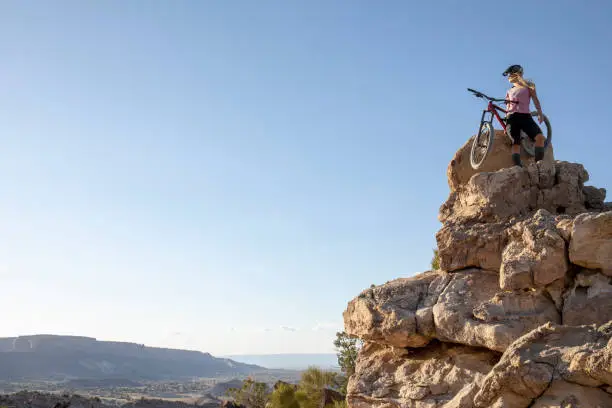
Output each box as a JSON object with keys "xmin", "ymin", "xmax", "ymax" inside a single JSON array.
[
  {"xmin": 470, "ymin": 121, "xmax": 495, "ymax": 169},
  {"xmin": 520, "ymin": 112, "xmax": 552, "ymax": 156}
]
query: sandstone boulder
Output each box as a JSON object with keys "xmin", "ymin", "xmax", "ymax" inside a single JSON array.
[
  {"xmin": 530, "ymin": 381, "xmax": 612, "ymax": 408},
  {"xmin": 436, "ymin": 221, "xmax": 508, "ymax": 272},
  {"xmin": 433, "ymin": 269, "xmax": 560, "ymax": 352},
  {"xmin": 437, "ymin": 209, "xmax": 573, "ymax": 277},
  {"xmin": 345, "ymin": 269, "xmax": 562, "ymax": 353},
  {"xmin": 584, "ymin": 186, "xmax": 607, "ymax": 210},
  {"xmin": 447, "ymin": 130, "xmax": 555, "ymax": 192},
  {"xmin": 440, "ymin": 164, "xmax": 538, "ymax": 224},
  {"xmin": 536, "ymin": 160, "xmax": 591, "ymax": 215},
  {"xmin": 440, "ymin": 161, "xmax": 590, "ymax": 225},
  {"xmin": 343, "ymin": 271, "xmax": 450, "ymax": 348},
  {"xmin": 500, "ymin": 209, "xmax": 569, "ymax": 290},
  {"xmin": 471, "ymin": 322, "xmax": 612, "ymax": 408},
  {"xmin": 569, "ymin": 211, "xmax": 612, "ymax": 275},
  {"xmin": 347, "ymin": 341, "xmax": 498, "ymax": 408},
  {"xmin": 563, "ymin": 269, "xmax": 612, "ymax": 327}
]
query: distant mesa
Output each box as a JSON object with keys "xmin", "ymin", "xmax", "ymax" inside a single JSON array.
[
  {"xmin": 0, "ymin": 334, "xmax": 265, "ymax": 381},
  {"xmin": 1, "ymin": 335, "xmax": 100, "ymax": 353},
  {"xmin": 11, "ymin": 337, "xmax": 33, "ymax": 352}
]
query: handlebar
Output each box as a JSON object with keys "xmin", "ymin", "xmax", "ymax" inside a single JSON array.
[{"xmin": 467, "ymin": 88, "xmax": 513, "ymax": 104}]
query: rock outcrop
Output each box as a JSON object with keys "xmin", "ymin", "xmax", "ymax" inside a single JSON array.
[
  {"xmin": 446, "ymin": 130, "xmax": 555, "ymax": 192},
  {"xmin": 569, "ymin": 211, "xmax": 612, "ymax": 275},
  {"xmin": 348, "ymin": 341, "xmax": 498, "ymax": 408},
  {"xmin": 343, "ymin": 137, "xmax": 611, "ymax": 407}
]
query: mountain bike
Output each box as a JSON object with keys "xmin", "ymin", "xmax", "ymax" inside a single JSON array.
[{"xmin": 467, "ymin": 88, "xmax": 552, "ymax": 169}]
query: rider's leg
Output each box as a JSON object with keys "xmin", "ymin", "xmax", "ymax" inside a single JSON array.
[
  {"xmin": 535, "ymin": 133, "xmax": 545, "ymax": 162},
  {"xmin": 507, "ymin": 114, "xmax": 523, "ymax": 167},
  {"xmin": 524, "ymin": 116, "xmax": 546, "ymax": 162},
  {"xmin": 511, "ymin": 144, "xmax": 522, "ymax": 167}
]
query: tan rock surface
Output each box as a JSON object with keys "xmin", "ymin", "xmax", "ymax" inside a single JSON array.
[
  {"xmin": 345, "ymin": 135, "xmax": 612, "ymax": 408},
  {"xmin": 472, "ymin": 322, "xmax": 612, "ymax": 408},
  {"xmin": 569, "ymin": 211, "xmax": 612, "ymax": 275},
  {"xmin": 555, "ymin": 215, "xmax": 574, "ymax": 241},
  {"xmin": 536, "ymin": 161, "xmax": 591, "ymax": 215},
  {"xmin": 439, "ymin": 161, "xmax": 592, "ymax": 225},
  {"xmin": 563, "ymin": 269, "xmax": 612, "ymax": 327},
  {"xmin": 347, "ymin": 341, "xmax": 498, "ymax": 408},
  {"xmin": 500, "ymin": 209, "xmax": 569, "ymax": 290},
  {"xmin": 447, "ymin": 130, "xmax": 555, "ymax": 192},
  {"xmin": 344, "ymin": 268, "xmax": 561, "ymax": 353},
  {"xmin": 583, "ymin": 185, "xmax": 607, "ymax": 210},
  {"xmin": 440, "ymin": 164, "xmax": 538, "ymax": 224},
  {"xmin": 433, "ymin": 269, "xmax": 560, "ymax": 352},
  {"xmin": 343, "ymin": 271, "xmax": 450, "ymax": 348},
  {"xmin": 543, "ymin": 277, "xmax": 566, "ymax": 311},
  {"xmin": 436, "ymin": 221, "xmax": 508, "ymax": 272},
  {"xmin": 530, "ymin": 380, "xmax": 612, "ymax": 408}
]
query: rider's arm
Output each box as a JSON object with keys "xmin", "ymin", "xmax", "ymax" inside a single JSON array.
[{"xmin": 530, "ymin": 88, "xmax": 544, "ymax": 116}]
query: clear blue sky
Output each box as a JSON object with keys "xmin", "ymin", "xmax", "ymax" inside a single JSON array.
[{"xmin": 1, "ymin": 1, "xmax": 610, "ymax": 355}]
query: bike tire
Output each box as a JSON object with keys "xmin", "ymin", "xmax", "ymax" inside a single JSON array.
[
  {"xmin": 520, "ymin": 112, "xmax": 552, "ymax": 156},
  {"xmin": 470, "ymin": 121, "xmax": 495, "ymax": 169}
]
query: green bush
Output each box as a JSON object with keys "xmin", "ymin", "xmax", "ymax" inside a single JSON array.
[
  {"xmin": 431, "ymin": 248, "xmax": 440, "ymax": 270},
  {"xmin": 226, "ymin": 377, "xmax": 269, "ymax": 408},
  {"xmin": 333, "ymin": 331, "xmax": 362, "ymax": 394}
]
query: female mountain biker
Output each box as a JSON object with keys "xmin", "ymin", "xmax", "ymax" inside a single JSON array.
[{"xmin": 502, "ymin": 64, "xmax": 546, "ymax": 167}]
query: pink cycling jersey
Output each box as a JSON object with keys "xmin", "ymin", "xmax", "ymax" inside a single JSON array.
[{"xmin": 505, "ymin": 86, "xmax": 531, "ymax": 114}]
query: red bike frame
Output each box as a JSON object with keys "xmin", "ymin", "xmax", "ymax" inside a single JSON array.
[
  {"xmin": 481, "ymin": 99, "xmax": 508, "ymax": 132},
  {"xmin": 468, "ymin": 88, "xmax": 514, "ymax": 134}
]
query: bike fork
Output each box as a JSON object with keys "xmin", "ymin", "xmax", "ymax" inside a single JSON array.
[{"xmin": 476, "ymin": 109, "xmax": 490, "ymax": 142}]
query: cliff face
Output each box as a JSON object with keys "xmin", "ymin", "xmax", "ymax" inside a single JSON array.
[{"xmin": 343, "ymin": 141, "xmax": 612, "ymax": 408}]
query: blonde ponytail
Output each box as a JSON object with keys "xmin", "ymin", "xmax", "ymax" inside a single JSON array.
[
  {"xmin": 509, "ymin": 72, "xmax": 536, "ymax": 90},
  {"xmin": 518, "ymin": 76, "xmax": 536, "ymax": 91}
]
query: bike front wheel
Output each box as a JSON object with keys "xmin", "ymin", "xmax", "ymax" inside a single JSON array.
[
  {"xmin": 470, "ymin": 121, "xmax": 495, "ymax": 169},
  {"xmin": 520, "ymin": 112, "xmax": 553, "ymax": 156}
]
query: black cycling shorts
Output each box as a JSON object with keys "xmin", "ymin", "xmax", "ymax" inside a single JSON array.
[{"xmin": 506, "ymin": 113, "xmax": 542, "ymax": 145}]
